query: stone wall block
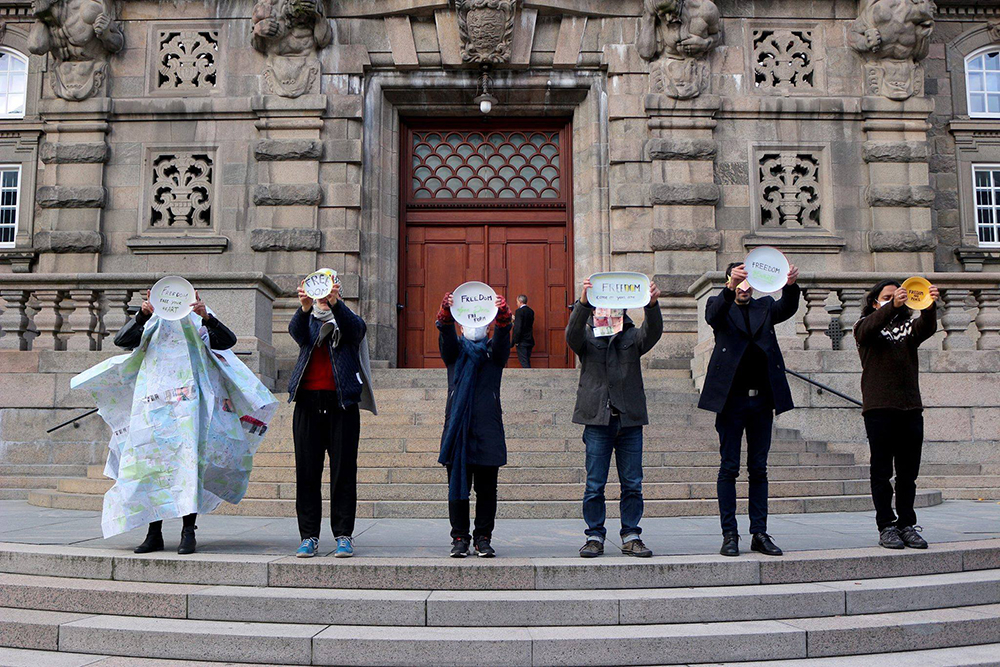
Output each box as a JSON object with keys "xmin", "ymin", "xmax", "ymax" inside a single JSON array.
[
  {"xmin": 252, "ymin": 184, "xmax": 323, "ymax": 207},
  {"xmin": 646, "ymin": 138, "xmax": 716, "ymax": 161},
  {"xmin": 33, "ymin": 231, "xmax": 104, "ymax": 254},
  {"xmin": 650, "ymin": 229, "xmax": 721, "ymax": 251},
  {"xmin": 610, "ymin": 186, "xmax": 649, "ymax": 209},
  {"xmin": 39, "ymin": 142, "xmax": 109, "ymax": 165},
  {"xmin": 253, "ymin": 140, "xmax": 324, "ymax": 162},
  {"xmin": 650, "ymin": 184, "xmax": 720, "ymax": 206},
  {"xmin": 868, "ymin": 231, "xmax": 937, "ymax": 252},
  {"xmin": 862, "ymin": 141, "xmax": 928, "ymax": 164},
  {"xmin": 249, "ymin": 228, "xmax": 322, "ymax": 252},
  {"xmin": 865, "ymin": 186, "xmax": 935, "ymax": 208},
  {"xmin": 36, "ymin": 186, "xmax": 107, "ymax": 209},
  {"xmin": 321, "ymin": 140, "xmax": 364, "ymax": 164}
]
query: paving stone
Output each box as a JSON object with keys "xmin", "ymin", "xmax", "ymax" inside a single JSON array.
[
  {"xmin": 533, "ymin": 556, "xmax": 759, "ymax": 590},
  {"xmin": 0, "ymin": 543, "xmax": 113, "ymax": 579},
  {"xmin": 758, "ymin": 546, "xmax": 965, "ymax": 584},
  {"xmin": 111, "ymin": 553, "xmax": 275, "ymax": 586},
  {"xmin": 699, "ymin": 641, "xmax": 1000, "ymax": 665},
  {"xmin": 312, "ymin": 626, "xmax": 533, "ymax": 667},
  {"xmin": 0, "ymin": 647, "xmax": 108, "ymax": 666},
  {"xmin": 268, "ymin": 557, "xmax": 537, "ymax": 590},
  {"xmin": 823, "ymin": 570, "xmax": 1000, "ymax": 615},
  {"xmin": 427, "ymin": 589, "xmax": 619, "ymax": 627},
  {"xmin": 0, "ymin": 607, "xmax": 91, "ymax": 651},
  {"xmin": 0, "ymin": 573, "xmax": 197, "ymax": 618}
]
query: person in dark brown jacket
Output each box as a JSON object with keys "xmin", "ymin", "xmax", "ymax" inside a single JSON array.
[{"xmin": 853, "ymin": 278, "xmax": 939, "ymax": 551}]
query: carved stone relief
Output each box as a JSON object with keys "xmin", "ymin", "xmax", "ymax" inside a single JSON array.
[
  {"xmin": 753, "ymin": 29, "xmax": 815, "ymax": 92},
  {"xmin": 149, "ymin": 153, "xmax": 214, "ymax": 229},
  {"xmin": 252, "ymin": 0, "xmax": 333, "ymax": 98},
  {"xmin": 456, "ymin": 0, "xmax": 517, "ymax": 65},
  {"xmin": 849, "ymin": 0, "xmax": 936, "ymax": 100},
  {"xmin": 758, "ymin": 152, "xmax": 821, "ymax": 228},
  {"xmin": 27, "ymin": 0, "xmax": 124, "ymax": 101},
  {"xmin": 637, "ymin": 0, "xmax": 722, "ymax": 99},
  {"xmin": 156, "ymin": 29, "xmax": 219, "ymax": 92}
]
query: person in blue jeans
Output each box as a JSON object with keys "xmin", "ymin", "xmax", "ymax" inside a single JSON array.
[{"xmin": 566, "ymin": 277, "xmax": 662, "ymax": 558}]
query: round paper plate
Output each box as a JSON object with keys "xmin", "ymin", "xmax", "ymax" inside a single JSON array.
[
  {"xmin": 303, "ymin": 269, "xmax": 338, "ymax": 300},
  {"xmin": 150, "ymin": 276, "xmax": 195, "ymax": 321},
  {"xmin": 451, "ymin": 281, "xmax": 498, "ymax": 328},
  {"xmin": 902, "ymin": 276, "xmax": 934, "ymax": 311},
  {"xmin": 743, "ymin": 246, "xmax": 790, "ymax": 293},
  {"xmin": 587, "ymin": 272, "xmax": 651, "ymax": 309}
]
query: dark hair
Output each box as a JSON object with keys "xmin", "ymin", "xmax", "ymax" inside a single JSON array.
[
  {"xmin": 862, "ymin": 279, "xmax": 902, "ymax": 317},
  {"xmin": 517, "ymin": 294, "xmax": 528, "ymax": 304},
  {"xmin": 725, "ymin": 262, "xmax": 742, "ymax": 279}
]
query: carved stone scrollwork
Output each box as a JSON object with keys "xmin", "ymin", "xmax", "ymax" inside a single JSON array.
[
  {"xmin": 252, "ymin": 0, "xmax": 333, "ymax": 98},
  {"xmin": 849, "ymin": 0, "xmax": 936, "ymax": 101},
  {"xmin": 637, "ymin": 0, "xmax": 722, "ymax": 99},
  {"xmin": 758, "ymin": 152, "xmax": 821, "ymax": 228},
  {"xmin": 753, "ymin": 29, "xmax": 815, "ymax": 92},
  {"xmin": 27, "ymin": 0, "xmax": 125, "ymax": 101},
  {"xmin": 157, "ymin": 29, "xmax": 219, "ymax": 91},
  {"xmin": 150, "ymin": 153, "xmax": 214, "ymax": 229},
  {"xmin": 457, "ymin": 0, "xmax": 517, "ymax": 65}
]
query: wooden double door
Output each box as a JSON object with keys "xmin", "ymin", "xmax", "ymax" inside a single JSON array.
[{"xmin": 398, "ymin": 119, "xmax": 574, "ymax": 369}]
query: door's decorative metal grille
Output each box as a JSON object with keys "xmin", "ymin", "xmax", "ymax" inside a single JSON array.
[
  {"xmin": 758, "ymin": 151, "xmax": 821, "ymax": 227},
  {"xmin": 410, "ymin": 130, "xmax": 561, "ymax": 202},
  {"xmin": 149, "ymin": 153, "xmax": 214, "ymax": 228},
  {"xmin": 753, "ymin": 29, "xmax": 815, "ymax": 91},
  {"xmin": 156, "ymin": 29, "xmax": 219, "ymax": 91}
]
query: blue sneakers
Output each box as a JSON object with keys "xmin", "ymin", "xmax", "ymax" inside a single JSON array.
[
  {"xmin": 334, "ymin": 536, "xmax": 354, "ymax": 558},
  {"xmin": 296, "ymin": 537, "xmax": 318, "ymax": 558}
]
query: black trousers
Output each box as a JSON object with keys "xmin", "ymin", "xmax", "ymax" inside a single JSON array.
[
  {"xmin": 148, "ymin": 513, "xmax": 196, "ymax": 534},
  {"xmin": 446, "ymin": 464, "xmax": 499, "ymax": 540},
  {"xmin": 864, "ymin": 408, "xmax": 923, "ymax": 531},
  {"xmin": 516, "ymin": 344, "xmax": 533, "ymax": 368},
  {"xmin": 716, "ymin": 393, "xmax": 774, "ymax": 536},
  {"xmin": 293, "ymin": 391, "xmax": 361, "ymax": 540}
]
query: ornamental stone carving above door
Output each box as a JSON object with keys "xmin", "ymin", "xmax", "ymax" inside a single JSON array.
[{"xmin": 456, "ymin": 0, "xmax": 517, "ymax": 65}]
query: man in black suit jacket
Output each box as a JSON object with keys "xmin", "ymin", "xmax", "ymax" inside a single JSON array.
[
  {"xmin": 699, "ymin": 261, "xmax": 800, "ymax": 559},
  {"xmin": 511, "ymin": 295, "xmax": 535, "ymax": 368}
]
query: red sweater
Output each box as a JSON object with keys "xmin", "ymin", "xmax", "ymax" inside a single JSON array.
[{"xmin": 300, "ymin": 343, "xmax": 337, "ymax": 392}]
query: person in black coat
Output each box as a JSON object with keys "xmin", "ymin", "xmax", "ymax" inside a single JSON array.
[
  {"xmin": 511, "ymin": 295, "xmax": 535, "ymax": 368},
  {"xmin": 699, "ymin": 261, "xmax": 800, "ymax": 558},
  {"xmin": 114, "ymin": 288, "xmax": 238, "ymax": 556},
  {"xmin": 437, "ymin": 291, "xmax": 512, "ymax": 558}
]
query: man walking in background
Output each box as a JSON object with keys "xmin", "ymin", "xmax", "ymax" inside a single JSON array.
[{"xmin": 511, "ymin": 294, "xmax": 535, "ymax": 368}]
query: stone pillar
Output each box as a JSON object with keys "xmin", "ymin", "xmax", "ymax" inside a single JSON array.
[{"xmin": 35, "ymin": 99, "xmax": 111, "ymax": 274}]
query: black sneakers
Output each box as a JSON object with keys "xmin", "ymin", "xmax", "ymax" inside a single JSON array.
[
  {"xmin": 720, "ymin": 533, "xmax": 739, "ymax": 557},
  {"xmin": 134, "ymin": 532, "xmax": 164, "ymax": 554},
  {"xmin": 579, "ymin": 539, "xmax": 604, "ymax": 558},
  {"xmin": 450, "ymin": 537, "xmax": 471, "ymax": 558},
  {"xmin": 474, "ymin": 537, "xmax": 496, "ymax": 558},
  {"xmin": 750, "ymin": 533, "xmax": 783, "ymax": 557},
  {"xmin": 898, "ymin": 525, "xmax": 928, "ymax": 549},
  {"xmin": 879, "ymin": 526, "xmax": 905, "ymax": 549}
]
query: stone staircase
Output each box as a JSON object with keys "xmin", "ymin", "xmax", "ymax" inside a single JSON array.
[
  {"xmin": 0, "ymin": 539, "xmax": 999, "ymax": 665},
  {"xmin": 25, "ymin": 369, "xmax": 946, "ymax": 516}
]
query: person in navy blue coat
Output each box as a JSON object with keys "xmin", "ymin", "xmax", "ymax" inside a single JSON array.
[{"xmin": 699, "ymin": 261, "xmax": 800, "ymax": 558}]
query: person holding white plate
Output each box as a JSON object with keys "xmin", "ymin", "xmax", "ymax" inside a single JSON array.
[{"xmin": 699, "ymin": 260, "xmax": 799, "ymax": 558}]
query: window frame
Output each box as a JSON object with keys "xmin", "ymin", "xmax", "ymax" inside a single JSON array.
[
  {"xmin": 972, "ymin": 163, "xmax": 1000, "ymax": 249},
  {"xmin": 966, "ymin": 46, "xmax": 1000, "ymax": 119},
  {"xmin": 0, "ymin": 163, "xmax": 22, "ymax": 249},
  {"xmin": 0, "ymin": 47, "xmax": 29, "ymax": 120}
]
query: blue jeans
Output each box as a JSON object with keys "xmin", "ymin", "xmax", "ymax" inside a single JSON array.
[
  {"xmin": 582, "ymin": 416, "xmax": 644, "ymax": 541},
  {"xmin": 716, "ymin": 394, "xmax": 774, "ymax": 536}
]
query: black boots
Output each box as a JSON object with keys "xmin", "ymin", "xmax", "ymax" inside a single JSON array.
[
  {"xmin": 720, "ymin": 533, "xmax": 739, "ymax": 557},
  {"xmin": 751, "ymin": 533, "xmax": 783, "ymax": 556},
  {"xmin": 134, "ymin": 530, "xmax": 164, "ymax": 554},
  {"xmin": 177, "ymin": 525, "xmax": 197, "ymax": 555}
]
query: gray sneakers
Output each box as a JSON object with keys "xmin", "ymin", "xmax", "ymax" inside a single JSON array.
[
  {"xmin": 579, "ymin": 539, "xmax": 604, "ymax": 558},
  {"xmin": 899, "ymin": 525, "xmax": 928, "ymax": 549},
  {"xmin": 620, "ymin": 538, "xmax": 653, "ymax": 558},
  {"xmin": 879, "ymin": 526, "xmax": 905, "ymax": 549}
]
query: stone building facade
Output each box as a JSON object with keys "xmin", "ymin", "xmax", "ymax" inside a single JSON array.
[{"xmin": 0, "ymin": 0, "xmax": 998, "ymax": 373}]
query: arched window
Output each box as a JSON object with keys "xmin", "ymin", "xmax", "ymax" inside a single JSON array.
[
  {"xmin": 967, "ymin": 48, "xmax": 1000, "ymax": 117},
  {"xmin": 0, "ymin": 48, "xmax": 28, "ymax": 118}
]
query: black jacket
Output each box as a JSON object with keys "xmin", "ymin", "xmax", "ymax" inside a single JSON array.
[
  {"xmin": 511, "ymin": 305, "xmax": 535, "ymax": 347},
  {"xmin": 287, "ymin": 301, "xmax": 367, "ymax": 407},
  {"xmin": 439, "ymin": 321, "xmax": 510, "ymax": 467},
  {"xmin": 698, "ymin": 284, "xmax": 800, "ymax": 415},
  {"xmin": 565, "ymin": 301, "xmax": 663, "ymax": 427},
  {"xmin": 113, "ymin": 311, "xmax": 237, "ymax": 351}
]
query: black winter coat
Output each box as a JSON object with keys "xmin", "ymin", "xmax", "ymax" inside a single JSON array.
[
  {"xmin": 698, "ymin": 284, "xmax": 800, "ymax": 415},
  {"xmin": 287, "ymin": 301, "xmax": 367, "ymax": 407},
  {"xmin": 438, "ymin": 321, "xmax": 511, "ymax": 468},
  {"xmin": 511, "ymin": 305, "xmax": 535, "ymax": 347},
  {"xmin": 565, "ymin": 301, "xmax": 663, "ymax": 427}
]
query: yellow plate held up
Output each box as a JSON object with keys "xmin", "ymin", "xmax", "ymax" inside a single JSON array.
[{"xmin": 902, "ymin": 276, "xmax": 934, "ymax": 311}]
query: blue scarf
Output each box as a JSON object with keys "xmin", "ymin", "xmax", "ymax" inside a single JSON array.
[{"xmin": 438, "ymin": 336, "xmax": 490, "ymax": 501}]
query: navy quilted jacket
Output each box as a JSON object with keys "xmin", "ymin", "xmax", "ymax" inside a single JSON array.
[{"xmin": 287, "ymin": 301, "xmax": 367, "ymax": 407}]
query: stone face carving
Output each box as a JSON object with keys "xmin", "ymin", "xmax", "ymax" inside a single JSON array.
[
  {"xmin": 156, "ymin": 29, "xmax": 219, "ymax": 91},
  {"xmin": 456, "ymin": 0, "xmax": 517, "ymax": 65},
  {"xmin": 758, "ymin": 152, "xmax": 821, "ymax": 228},
  {"xmin": 28, "ymin": 0, "xmax": 124, "ymax": 101},
  {"xmin": 637, "ymin": 0, "xmax": 722, "ymax": 99},
  {"xmin": 150, "ymin": 153, "xmax": 214, "ymax": 228},
  {"xmin": 252, "ymin": 0, "xmax": 333, "ymax": 98},
  {"xmin": 849, "ymin": 0, "xmax": 936, "ymax": 101},
  {"xmin": 753, "ymin": 29, "xmax": 815, "ymax": 91}
]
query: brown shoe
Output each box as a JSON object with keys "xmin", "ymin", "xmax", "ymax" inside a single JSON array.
[
  {"xmin": 621, "ymin": 537, "xmax": 653, "ymax": 558},
  {"xmin": 579, "ymin": 539, "xmax": 604, "ymax": 558}
]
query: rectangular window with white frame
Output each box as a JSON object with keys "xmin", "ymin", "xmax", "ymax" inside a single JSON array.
[
  {"xmin": 0, "ymin": 165, "xmax": 20, "ymax": 247},
  {"xmin": 973, "ymin": 164, "xmax": 1000, "ymax": 247}
]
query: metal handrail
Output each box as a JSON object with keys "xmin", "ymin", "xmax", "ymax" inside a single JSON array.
[{"xmin": 785, "ymin": 368, "xmax": 863, "ymax": 407}]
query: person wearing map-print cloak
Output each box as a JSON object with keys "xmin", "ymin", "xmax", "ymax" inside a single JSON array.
[{"xmin": 71, "ymin": 287, "xmax": 278, "ymax": 555}]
